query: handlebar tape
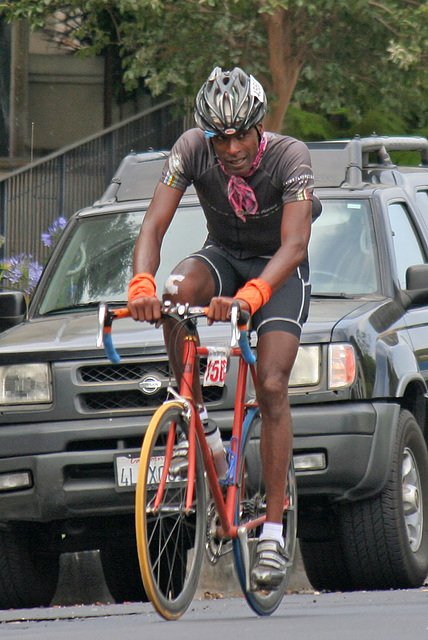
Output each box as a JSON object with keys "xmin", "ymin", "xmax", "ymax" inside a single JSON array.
[
  {"xmin": 238, "ymin": 330, "xmax": 256, "ymax": 365},
  {"xmin": 103, "ymin": 332, "xmax": 121, "ymax": 364}
]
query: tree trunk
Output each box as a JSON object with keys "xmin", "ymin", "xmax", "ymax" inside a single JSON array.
[{"xmin": 262, "ymin": 7, "xmax": 304, "ymax": 133}]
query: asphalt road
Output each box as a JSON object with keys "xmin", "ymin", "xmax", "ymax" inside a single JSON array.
[{"xmin": 2, "ymin": 589, "xmax": 428, "ymax": 640}]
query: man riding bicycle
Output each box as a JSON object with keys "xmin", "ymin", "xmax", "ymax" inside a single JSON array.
[{"xmin": 128, "ymin": 66, "xmax": 321, "ymax": 591}]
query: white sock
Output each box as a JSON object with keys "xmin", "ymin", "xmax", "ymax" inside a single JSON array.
[{"xmin": 260, "ymin": 522, "xmax": 285, "ymax": 547}]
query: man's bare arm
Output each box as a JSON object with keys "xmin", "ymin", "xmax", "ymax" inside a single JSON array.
[
  {"xmin": 258, "ymin": 200, "xmax": 312, "ymax": 292},
  {"xmin": 133, "ymin": 182, "xmax": 185, "ymax": 275},
  {"xmin": 129, "ymin": 182, "xmax": 184, "ymax": 322}
]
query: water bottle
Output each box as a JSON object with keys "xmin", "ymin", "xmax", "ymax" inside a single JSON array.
[{"xmin": 203, "ymin": 419, "xmax": 229, "ymax": 479}]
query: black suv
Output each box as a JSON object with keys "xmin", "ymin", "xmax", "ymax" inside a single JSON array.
[{"xmin": 0, "ymin": 136, "xmax": 428, "ymax": 607}]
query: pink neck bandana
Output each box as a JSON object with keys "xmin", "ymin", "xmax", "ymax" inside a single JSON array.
[{"xmin": 218, "ymin": 133, "xmax": 267, "ymax": 222}]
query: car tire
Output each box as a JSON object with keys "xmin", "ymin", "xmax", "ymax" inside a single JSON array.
[
  {"xmin": 338, "ymin": 409, "xmax": 428, "ymax": 590},
  {"xmin": 299, "ymin": 536, "xmax": 352, "ymax": 592},
  {"xmin": 100, "ymin": 534, "xmax": 148, "ymax": 604},
  {"xmin": 0, "ymin": 523, "xmax": 60, "ymax": 608},
  {"xmin": 301, "ymin": 409, "xmax": 428, "ymax": 591}
]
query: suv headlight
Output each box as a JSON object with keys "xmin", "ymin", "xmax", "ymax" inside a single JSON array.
[
  {"xmin": 328, "ymin": 344, "xmax": 356, "ymax": 389},
  {"xmin": 290, "ymin": 346, "xmax": 321, "ymax": 386},
  {"xmin": 0, "ymin": 364, "xmax": 52, "ymax": 405}
]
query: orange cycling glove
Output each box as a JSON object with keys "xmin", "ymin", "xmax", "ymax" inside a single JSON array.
[
  {"xmin": 234, "ymin": 278, "xmax": 272, "ymax": 316},
  {"xmin": 128, "ymin": 273, "xmax": 157, "ymax": 302}
]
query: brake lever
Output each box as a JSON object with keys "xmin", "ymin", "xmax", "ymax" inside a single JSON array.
[
  {"xmin": 230, "ymin": 303, "xmax": 241, "ymax": 348},
  {"xmin": 96, "ymin": 303, "xmax": 108, "ymax": 348}
]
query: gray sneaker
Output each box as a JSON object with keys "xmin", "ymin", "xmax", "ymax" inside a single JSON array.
[{"xmin": 251, "ymin": 539, "xmax": 290, "ymax": 591}]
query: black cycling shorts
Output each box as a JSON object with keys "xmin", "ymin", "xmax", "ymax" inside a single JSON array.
[{"xmin": 186, "ymin": 243, "xmax": 311, "ymax": 339}]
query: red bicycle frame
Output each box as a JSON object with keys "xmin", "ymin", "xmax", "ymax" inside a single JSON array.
[{"xmin": 153, "ymin": 330, "xmax": 262, "ymax": 541}]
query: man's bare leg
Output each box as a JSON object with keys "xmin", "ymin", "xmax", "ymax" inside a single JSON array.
[
  {"xmin": 256, "ymin": 330, "xmax": 299, "ymax": 523},
  {"xmin": 162, "ymin": 258, "xmax": 216, "ymax": 404},
  {"xmin": 250, "ymin": 330, "xmax": 299, "ymax": 590}
]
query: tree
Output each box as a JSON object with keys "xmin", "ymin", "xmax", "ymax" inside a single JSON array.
[{"xmin": 1, "ymin": 0, "xmax": 427, "ymax": 133}]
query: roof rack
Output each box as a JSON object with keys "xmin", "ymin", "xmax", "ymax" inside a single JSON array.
[
  {"xmin": 308, "ymin": 135, "xmax": 428, "ymax": 189},
  {"xmin": 94, "ymin": 151, "xmax": 169, "ymax": 205}
]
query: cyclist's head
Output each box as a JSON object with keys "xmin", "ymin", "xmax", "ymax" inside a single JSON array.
[{"xmin": 194, "ymin": 67, "xmax": 267, "ymax": 136}]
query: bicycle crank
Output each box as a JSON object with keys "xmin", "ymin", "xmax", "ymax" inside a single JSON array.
[{"xmin": 205, "ymin": 500, "xmax": 233, "ymax": 564}]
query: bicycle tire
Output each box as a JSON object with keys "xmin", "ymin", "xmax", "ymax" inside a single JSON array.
[
  {"xmin": 135, "ymin": 401, "xmax": 206, "ymax": 620},
  {"xmin": 233, "ymin": 409, "xmax": 297, "ymax": 615}
]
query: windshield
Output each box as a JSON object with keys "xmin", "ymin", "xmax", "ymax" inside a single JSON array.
[
  {"xmin": 37, "ymin": 198, "xmax": 378, "ymax": 315},
  {"xmin": 309, "ymin": 199, "xmax": 379, "ymax": 295},
  {"xmin": 38, "ymin": 206, "xmax": 208, "ymax": 314}
]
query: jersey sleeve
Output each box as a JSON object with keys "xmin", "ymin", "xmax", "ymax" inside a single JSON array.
[
  {"xmin": 279, "ymin": 139, "xmax": 315, "ymax": 204},
  {"xmin": 160, "ymin": 129, "xmax": 204, "ymax": 191},
  {"xmin": 279, "ymin": 138, "xmax": 322, "ymax": 221}
]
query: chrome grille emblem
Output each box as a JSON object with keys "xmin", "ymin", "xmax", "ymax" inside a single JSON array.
[{"xmin": 138, "ymin": 375, "xmax": 162, "ymax": 395}]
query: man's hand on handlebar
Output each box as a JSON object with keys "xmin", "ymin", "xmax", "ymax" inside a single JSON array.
[
  {"xmin": 127, "ymin": 296, "xmax": 163, "ymax": 324},
  {"xmin": 207, "ymin": 296, "xmax": 251, "ymax": 326}
]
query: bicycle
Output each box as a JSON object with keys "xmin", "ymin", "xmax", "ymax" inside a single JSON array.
[{"xmin": 97, "ymin": 301, "xmax": 297, "ymax": 620}]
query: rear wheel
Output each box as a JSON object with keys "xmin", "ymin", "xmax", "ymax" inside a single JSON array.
[
  {"xmin": 135, "ymin": 402, "xmax": 206, "ymax": 619},
  {"xmin": 233, "ymin": 409, "xmax": 297, "ymax": 615}
]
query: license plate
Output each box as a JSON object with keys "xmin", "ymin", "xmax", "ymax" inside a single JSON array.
[
  {"xmin": 114, "ymin": 452, "xmax": 176, "ymax": 490},
  {"xmin": 115, "ymin": 452, "xmax": 141, "ymax": 490}
]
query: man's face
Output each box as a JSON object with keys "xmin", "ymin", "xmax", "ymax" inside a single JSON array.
[{"xmin": 212, "ymin": 124, "xmax": 263, "ymax": 177}]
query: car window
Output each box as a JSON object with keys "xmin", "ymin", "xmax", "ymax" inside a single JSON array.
[
  {"xmin": 38, "ymin": 206, "xmax": 208, "ymax": 314},
  {"xmin": 309, "ymin": 199, "xmax": 379, "ymax": 295},
  {"xmin": 387, "ymin": 202, "xmax": 426, "ymax": 289},
  {"xmin": 416, "ymin": 190, "xmax": 428, "ymax": 220}
]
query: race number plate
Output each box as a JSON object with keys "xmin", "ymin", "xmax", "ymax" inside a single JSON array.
[
  {"xmin": 114, "ymin": 452, "xmax": 177, "ymax": 490},
  {"xmin": 203, "ymin": 354, "xmax": 228, "ymax": 386}
]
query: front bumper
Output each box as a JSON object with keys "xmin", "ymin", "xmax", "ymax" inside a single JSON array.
[
  {"xmin": 292, "ymin": 400, "xmax": 400, "ymax": 501},
  {"xmin": 0, "ymin": 411, "xmax": 234, "ymax": 522},
  {"xmin": 0, "ymin": 401, "xmax": 400, "ymax": 523}
]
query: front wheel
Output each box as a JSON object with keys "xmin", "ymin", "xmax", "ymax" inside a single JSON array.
[
  {"xmin": 135, "ymin": 402, "xmax": 206, "ymax": 620},
  {"xmin": 339, "ymin": 409, "xmax": 428, "ymax": 590},
  {"xmin": 233, "ymin": 409, "xmax": 297, "ymax": 615},
  {"xmin": 301, "ymin": 409, "xmax": 428, "ymax": 591}
]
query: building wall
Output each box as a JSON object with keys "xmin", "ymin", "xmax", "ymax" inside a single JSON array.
[
  {"xmin": 1, "ymin": 25, "xmax": 154, "ymax": 163},
  {"xmin": 28, "ymin": 53, "xmax": 105, "ymax": 153}
]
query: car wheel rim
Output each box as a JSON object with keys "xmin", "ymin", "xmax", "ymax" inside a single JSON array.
[{"xmin": 402, "ymin": 447, "xmax": 423, "ymax": 552}]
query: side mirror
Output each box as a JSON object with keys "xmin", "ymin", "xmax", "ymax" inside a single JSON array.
[
  {"xmin": 406, "ymin": 264, "xmax": 428, "ymax": 290},
  {"xmin": 0, "ymin": 291, "xmax": 27, "ymax": 331}
]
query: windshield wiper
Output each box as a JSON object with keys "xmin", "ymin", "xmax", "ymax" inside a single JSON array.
[
  {"xmin": 40, "ymin": 302, "xmax": 125, "ymax": 315},
  {"xmin": 311, "ymin": 292, "xmax": 355, "ymax": 299}
]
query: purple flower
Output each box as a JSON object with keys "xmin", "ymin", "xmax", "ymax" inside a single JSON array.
[
  {"xmin": 28, "ymin": 261, "xmax": 43, "ymax": 291},
  {"xmin": 41, "ymin": 233, "xmax": 52, "ymax": 247},
  {"xmin": 41, "ymin": 217, "xmax": 67, "ymax": 247},
  {"xmin": 0, "ymin": 253, "xmax": 43, "ymax": 295}
]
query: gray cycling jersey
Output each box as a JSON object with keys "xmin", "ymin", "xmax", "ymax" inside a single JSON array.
[{"xmin": 161, "ymin": 128, "xmax": 321, "ymax": 259}]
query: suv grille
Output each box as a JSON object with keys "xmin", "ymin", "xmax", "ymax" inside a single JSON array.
[
  {"xmin": 76, "ymin": 357, "xmax": 224, "ymax": 414},
  {"xmin": 80, "ymin": 386, "xmax": 223, "ymax": 412},
  {"xmin": 79, "ymin": 362, "xmax": 170, "ymax": 383},
  {"xmin": 81, "ymin": 389, "xmax": 169, "ymax": 411}
]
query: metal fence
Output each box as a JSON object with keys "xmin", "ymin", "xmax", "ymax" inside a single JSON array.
[{"xmin": 0, "ymin": 100, "xmax": 184, "ymax": 263}]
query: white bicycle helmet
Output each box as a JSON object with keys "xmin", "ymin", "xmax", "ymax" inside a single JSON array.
[{"xmin": 194, "ymin": 66, "xmax": 267, "ymax": 135}]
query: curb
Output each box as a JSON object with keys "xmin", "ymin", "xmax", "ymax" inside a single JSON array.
[{"xmin": 51, "ymin": 546, "xmax": 313, "ymax": 606}]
